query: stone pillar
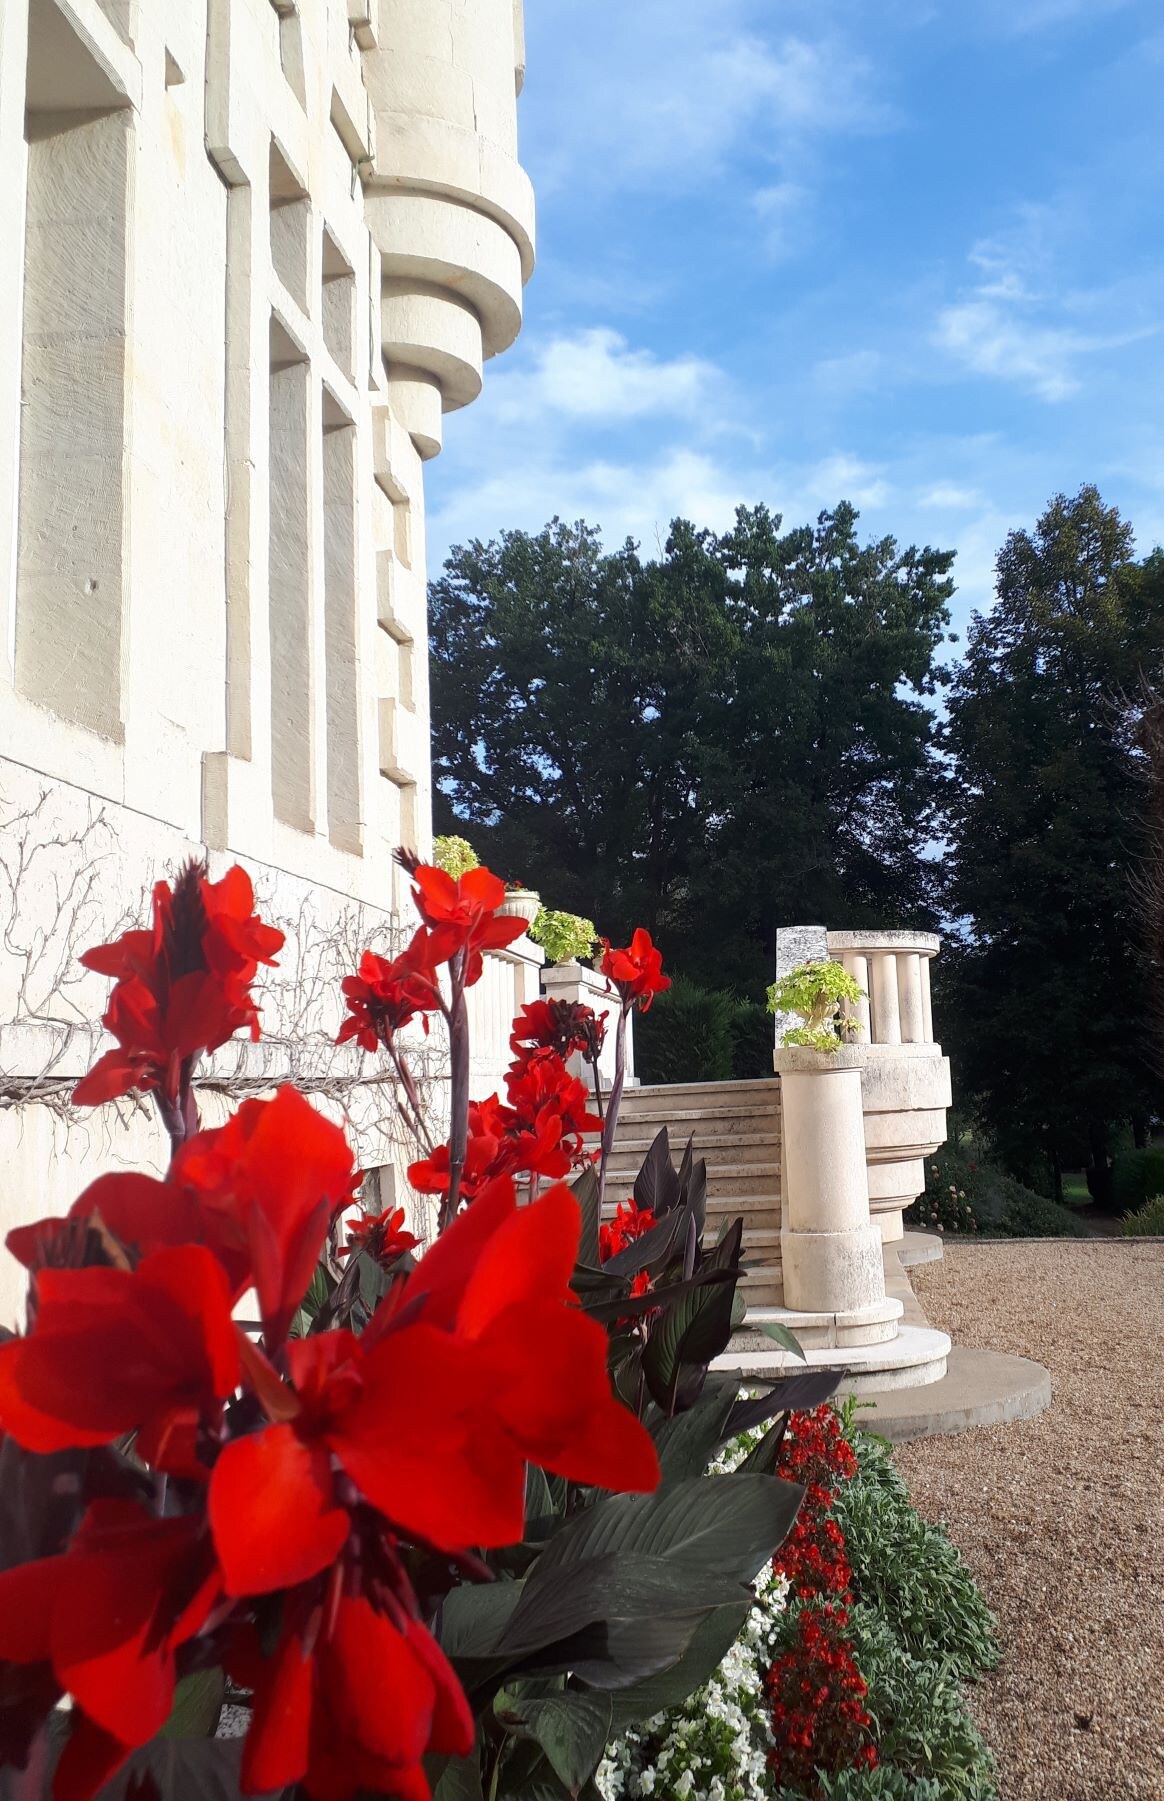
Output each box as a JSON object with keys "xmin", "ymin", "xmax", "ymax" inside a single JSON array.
[
  {"xmin": 869, "ymin": 953, "xmax": 901, "ymax": 1046},
  {"xmin": 840, "ymin": 951, "xmax": 870, "ymax": 1040},
  {"xmin": 770, "ymin": 1046, "xmax": 901, "ymax": 1347},
  {"xmin": 897, "ymin": 952, "xmax": 925, "ymax": 1044},
  {"xmin": 540, "ymin": 959, "xmax": 634, "ymax": 1091}
]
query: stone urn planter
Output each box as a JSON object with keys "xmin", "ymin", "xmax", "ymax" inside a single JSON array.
[{"xmin": 497, "ymin": 887, "xmax": 541, "ymax": 926}]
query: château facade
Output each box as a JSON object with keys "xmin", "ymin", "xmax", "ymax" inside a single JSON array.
[{"xmin": 0, "ymin": 0, "xmax": 537, "ymax": 1309}]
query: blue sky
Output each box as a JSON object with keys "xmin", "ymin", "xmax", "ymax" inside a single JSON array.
[{"xmin": 426, "ymin": 0, "xmax": 1164, "ymax": 641}]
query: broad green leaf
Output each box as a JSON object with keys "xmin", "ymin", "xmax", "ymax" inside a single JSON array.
[
  {"xmin": 608, "ymin": 1599, "xmax": 751, "ymax": 1730},
  {"xmin": 432, "ymin": 1752, "xmax": 486, "ymax": 1801},
  {"xmin": 570, "ymin": 1168, "xmax": 601, "ymax": 1268},
  {"xmin": 440, "ymin": 1579, "xmax": 525, "ymax": 1661},
  {"xmin": 760, "ymin": 1320, "xmax": 807, "ymax": 1360},
  {"xmin": 495, "ymin": 1554, "xmax": 744, "ymax": 1659},
  {"xmin": 529, "ymin": 1473, "xmax": 801, "ymax": 1588},
  {"xmin": 641, "ymin": 1233, "xmax": 741, "ymax": 1409},
  {"xmin": 502, "ymin": 1688, "xmax": 613, "ymax": 1795},
  {"xmin": 652, "ymin": 1379, "xmax": 736, "ymax": 1485},
  {"xmin": 725, "ymin": 1370, "xmax": 842, "ymax": 1436},
  {"xmin": 160, "ymin": 1667, "xmax": 226, "ymax": 1738},
  {"xmin": 632, "ymin": 1127, "xmax": 679, "ymax": 1216}
]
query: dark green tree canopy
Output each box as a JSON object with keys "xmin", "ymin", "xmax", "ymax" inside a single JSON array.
[
  {"xmin": 941, "ymin": 486, "xmax": 1164, "ymax": 1191},
  {"xmin": 429, "ymin": 502, "xmax": 954, "ymax": 994}
]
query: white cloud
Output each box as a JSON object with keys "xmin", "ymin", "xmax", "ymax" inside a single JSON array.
[
  {"xmin": 491, "ymin": 329, "xmax": 720, "ymax": 427},
  {"xmin": 932, "ymin": 217, "xmax": 1154, "ymax": 400},
  {"xmin": 523, "ymin": 1, "xmax": 892, "ymax": 196},
  {"xmin": 917, "ymin": 483, "xmax": 985, "ymax": 510},
  {"xmin": 751, "ymin": 181, "xmax": 812, "ymax": 258}
]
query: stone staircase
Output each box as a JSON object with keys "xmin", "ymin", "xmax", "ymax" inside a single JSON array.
[{"xmin": 598, "ymin": 1079, "xmax": 784, "ymax": 1307}]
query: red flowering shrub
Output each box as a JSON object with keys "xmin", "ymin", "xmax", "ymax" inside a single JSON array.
[
  {"xmin": 767, "ymin": 1603, "xmax": 878, "ymax": 1790},
  {"xmin": 766, "ymin": 1408, "xmax": 877, "ymax": 1791}
]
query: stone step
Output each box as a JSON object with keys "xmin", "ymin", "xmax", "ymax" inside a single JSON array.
[
  {"xmin": 604, "ymin": 1154, "xmax": 778, "ymax": 1182},
  {"xmin": 615, "ymin": 1101, "xmax": 782, "ymax": 1126},
  {"xmin": 623, "ymin": 1079, "xmax": 781, "ymax": 1104},
  {"xmin": 604, "ymin": 1131, "xmax": 780, "ymax": 1164}
]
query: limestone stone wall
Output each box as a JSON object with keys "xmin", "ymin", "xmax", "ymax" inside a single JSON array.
[{"xmin": 0, "ymin": 0, "xmax": 534, "ymax": 1314}]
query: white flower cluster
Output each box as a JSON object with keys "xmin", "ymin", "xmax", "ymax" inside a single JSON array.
[{"xmin": 595, "ymin": 1560, "xmax": 790, "ymax": 1801}]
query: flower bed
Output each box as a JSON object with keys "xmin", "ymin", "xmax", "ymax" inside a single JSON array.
[{"xmin": 598, "ymin": 1407, "xmax": 999, "ymax": 1801}]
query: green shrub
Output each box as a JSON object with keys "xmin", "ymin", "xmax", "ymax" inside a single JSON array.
[
  {"xmin": 1112, "ymin": 1147, "xmax": 1164, "ymax": 1216},
  {"xmin": 529, "ymin": 906, "xmax": 596, "ymax": 966},
  {"xmin": 729, "ymin": 998, "xmax": 775, "ymax": 1080},
  {"xmin": 1122, "ymin": 1192, "xmax": 1164, "ymax": 1236},
  {"xmin": 906, "ymin": 1145, "xmax": 1088, "ymax": 1239},
  {"xmin": 835, "ymin": 1430, "xmax": 998, "ymax": 1680},
  {"xmin": 635, "ymin": 974, "xmax": 734, "ymax": 1084},
  {"xmin": 843, "ymin": 1605, "xmax": 997, "ymax": 1801}
]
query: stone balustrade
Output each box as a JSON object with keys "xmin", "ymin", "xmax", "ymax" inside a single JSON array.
[
  {"xmin": 540, "ymin": 959, "xmax": 635, "ymax": 1093},
  {"xmin": 825, "ymin": 931, "xmax": 951, "ymax": 1243}
]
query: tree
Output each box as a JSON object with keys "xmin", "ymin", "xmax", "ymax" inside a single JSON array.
[
  {"xmin": 429, "ymin": 505, "xmax": 954, "ymax": 996},
  {"xmin": 941, "ymin": 487, "xmax": 1164, "ymax": 1202}
]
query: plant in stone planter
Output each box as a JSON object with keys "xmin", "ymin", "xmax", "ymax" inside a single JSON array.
[
  {"xmin": 529, "ymin": 905, "xmax": 597, "ymax": 966},
  {"xmin": 496, "ymin": 878, "xmax": 542, "ymax": 926},
  {"xmin": 767, "ymin": 960, "xmax": 865, "ymax": 1054},
  {"xmin": 432, "ymin": 832, "xmax": 480, "ymax": 879},
  {"xmin": 0, "ymin": 855, "xmax": 841, "ymax": 1801}
]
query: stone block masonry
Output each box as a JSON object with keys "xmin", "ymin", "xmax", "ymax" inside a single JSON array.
[{"xmin": 0, "ymin": 0, "xmax": 535, "ymax": 1289}]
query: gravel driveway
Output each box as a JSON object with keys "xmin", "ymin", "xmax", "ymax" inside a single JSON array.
[{"xmin": 894, "ymin": 1240, "xmax": 1164, "ymax": 1801}]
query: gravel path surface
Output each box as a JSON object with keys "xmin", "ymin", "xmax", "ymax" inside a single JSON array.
[{"xmin": 895, "ymin": 1241, "xmax": 1164, "ymax": 1801}]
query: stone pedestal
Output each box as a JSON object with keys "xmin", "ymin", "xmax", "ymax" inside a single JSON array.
[
  {"xmin": 767, "ymin": 1045, "xmax": 901, "ymax": 1348},
  {"xmin": 540, "ymin": 959, "xmax": 634, "ymax": 1092}
]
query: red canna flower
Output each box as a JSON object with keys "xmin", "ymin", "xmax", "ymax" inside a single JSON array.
[
  {"xmin": 0, "ymin": 1245, "xmax": 239, "ymax": 1474},
  {"xmin": 338, "ymin": 1206, "xmax": 419, "ymax": 1267},
  {"xmin": 599, "ymin": 1200, "xmax": 658, "ymax": 1263},
  {"xmin": 207, "ymin": 1181, "xmax": 659, "ymax": 1587},
  {"xmin": 600, "ymin": 927, "xmax": 670, "ymax": 1012},
  {"xmin": 409, "ymin": 865, "xmax": 525, "ymax": 987},
  {"xmin": 9, "ymin": 1090, "xmax": 354, "ymax": 1354},
  {"xmin": 234, "ymin": 1590, "xmax": 472, "ymax": 1801},
  {"xmin": 505, "ymin": 1053, "xmax": 602, "ymax": 1159},
  {"xmin": 171, "ymin": 1086, "xmax": 356, "ymax": 1347},
  {"xmin": 0, "ymin": 1502, "xmax": 219, "ymax": 1801},
  {"xmin": 73, "ymin": 862, "xmax": 283, "ymax": 1110},
  {"xmin": 509, "ymin": 997, "xmax": 606, "ymax": 1065},
  {"xmin": 336, "ymin": 931, "xmax": 442, "ymax": 1053}
]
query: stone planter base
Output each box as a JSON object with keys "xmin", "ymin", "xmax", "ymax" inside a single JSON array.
[
  {"xmin": 713, "ymin": 1323, "xmax": 951, "ymax": 1391},
  {"xmin": 779, "ymin": 1218, "xmax": 885, "ymax": 1314},
  {"xmin": 746, "ymin": 1294, "xmax": 903, "ymax": 1350}
]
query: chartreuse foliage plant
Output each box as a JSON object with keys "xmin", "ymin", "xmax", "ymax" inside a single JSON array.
[
  {"xmin": 432, "ymin": 832, "xmax": 480, "ymax": 878},
  {"xmin": 530, "ymin": 905, "xmax": 597, "ymax": 965},
  {"xmin": 0, "ymin": 855, "xmax": 844, "ymax": 1801},
  {"xmin": 767, "ymin": 960, "xmax": 865, "ymax": 1054}
]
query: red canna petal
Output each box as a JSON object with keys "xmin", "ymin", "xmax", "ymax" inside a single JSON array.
[
  {"xmin": 240, "ymin": 1618, "xmax": 313, "ymax": 1796},
  {"xmin": 209, "ymin": 1426, "xmax": 349, "ymax": 1596},
  {"xmin": 456, "ymin": 1183, "xmax": 580, "ymax": 1340},
  {"xmin": 52, "ymin": 1714, "xmax": 133, "ymax": 1801}
]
